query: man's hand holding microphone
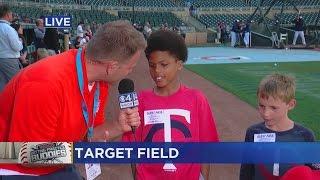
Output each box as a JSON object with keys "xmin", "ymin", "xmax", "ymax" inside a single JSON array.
[
  {"xmin": 118, "ymin": 107, "xmax": 140, "ymax": 133},
  {"xmin": 94, "ymin": 78, "xmax": 140, "ymax": 142}
]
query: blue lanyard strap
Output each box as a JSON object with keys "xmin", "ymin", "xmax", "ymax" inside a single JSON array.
[{"xmin": 76, "ymin": 48, "xmax": 100, "ymax": 140}]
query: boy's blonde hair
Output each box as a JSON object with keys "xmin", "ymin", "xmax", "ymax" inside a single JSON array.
[
  {"xmin": 257, "ymin": 73, "xmax": 296, "ymax": 103},
  {"xmin": 86, "ymin": 20, "xmax": 146, "ymax": 62}
]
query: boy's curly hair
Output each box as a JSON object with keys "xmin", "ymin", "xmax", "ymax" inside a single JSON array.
[{"xmin": 145, "ymin": 30, "xmax": 188, "ymax": 63}]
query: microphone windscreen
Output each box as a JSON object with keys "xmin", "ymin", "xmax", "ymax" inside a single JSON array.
[
  {"xmin": 118, "ymin": 78, "xmax": 138, "ymax": 134},
  {"xmin": 118, "ymin": 78, "xmax": 134, "ymax": 94}
]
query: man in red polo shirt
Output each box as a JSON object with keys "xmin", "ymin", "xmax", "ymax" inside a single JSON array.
[{"xmin": 0, "ymin": 20, "xmax": 146, "ymax": 178}]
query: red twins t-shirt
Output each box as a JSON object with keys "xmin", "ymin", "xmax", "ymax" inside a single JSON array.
[
  {"xmin": 123, "ymin": 85, "xmax": 219, "ymax": 180},
  {"xmin": 0, "ymin": 49, "xmax": 108, "ymax": 175}
]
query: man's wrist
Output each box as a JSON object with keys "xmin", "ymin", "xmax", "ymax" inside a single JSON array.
[{"xmin": 106, "ymin": 120, "xmax": 124, "ymax": 141}]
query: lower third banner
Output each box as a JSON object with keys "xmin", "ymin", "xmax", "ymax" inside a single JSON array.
[{"xmin": 73, "ymin": 142, "xmax": 320, "ymax": 164}]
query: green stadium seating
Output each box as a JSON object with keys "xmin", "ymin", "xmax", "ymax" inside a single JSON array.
[
  {"xmin": 122, "ymin": 0, "xmax": 176, "ymax": 7},
  {"xmin": 249, "ymin": 0, "xmax": 320, "ymax": 7},
  {"xmin": 118, "ymin": 11, "xmax": 183, "ymax": 27},
  {"xmin": 51, "ymin": 9, "xmax": 118, "ymax": 29},
  {"xmin": 192, "ymin": 0, "xmax": 247, "ymax": 8}
]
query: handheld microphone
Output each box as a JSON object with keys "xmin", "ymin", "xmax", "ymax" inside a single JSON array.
[{"xmin": 118, "ymin": 78, "xmax": 139, "ymax": 134}]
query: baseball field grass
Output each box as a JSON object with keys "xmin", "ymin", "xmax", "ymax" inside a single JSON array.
[{"xmin": 185, "ymin": 61, "xmax": 320, "ymax": 139}]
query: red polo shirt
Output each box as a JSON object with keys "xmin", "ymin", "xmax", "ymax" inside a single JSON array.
[{"xmin": 0, "ymin": 49, "xmax": 108, "ymax": 175}]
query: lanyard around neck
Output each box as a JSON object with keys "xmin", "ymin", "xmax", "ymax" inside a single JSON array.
[{"xmin": 76, "ymin": 48, "xmax": 100, "ymax": 140}]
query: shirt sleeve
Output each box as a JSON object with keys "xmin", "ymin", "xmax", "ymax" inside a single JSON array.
[
  {"xmin": 8, "ymin": 27, "xmax": 23, "ymax": 52},
  {"xmin": 0, "ymin": 110, "xmax": 9, "ymax": 141},
  {"xmin": 198, "ymin": 91, "xmax": 219, "ymax": 142},
  {"xmin": 304, "ymin": 128, "xmax": 315, "ymax": 142},
  {"xmin": 8, "ymin": 82, "xmax": 62, "ymax": 141},
  {"xmin": 0, "ymin": 79, "xmax": 16, "ymax": 141},
  {"xmin": 244, "ymin": 127, "xmax": 254, "ymax": 142}
]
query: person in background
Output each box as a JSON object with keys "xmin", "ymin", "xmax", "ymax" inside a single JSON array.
[
  {"xmin": 74, "ymin": 36, "xmax": 82, "ymax": 49},
  {"xmin": 34, "ymin": 18, "xmax": 47, "ymax": 60},
  {"xmin": 292, "ymin": 15, "xmax": 306, "ymax": 46},
  {"xmin": 10, "ymin": 23, "xmax": 28, "ymax": 67},
  {"xmin": 231, "ymin": 20, "xmax": 240, "ymax": 47},
  {"xmin": 44, "ymin": 28, "xmax": 60, "ymax": 55},
  {"xmin": 0, "ymin": 4, "xmax": 23, "ymax": 91},
  {"xmin": 243, "ymin": 20, "xmax": 251, "ymax": 48},
  {"xmin": 85, "ymin": 25, "xmax": 93, "ymax": 40},
  {"xmin": 77, "ymin": 20, "xmax": 84, "ymax": 38}
]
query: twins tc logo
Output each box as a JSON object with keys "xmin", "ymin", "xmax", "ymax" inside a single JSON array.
[{"xmin": 144, "ymin": 109, "xmax": 191, "ymax": 172}]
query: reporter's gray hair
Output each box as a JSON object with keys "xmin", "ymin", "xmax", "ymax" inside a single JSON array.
[
  {"xmin": 86, "ymin": 20, "xmax": 146, "ymax": 62},
  {"xmin": 35, "ymin": 19, "xmax": 43, "ymax": 26}
]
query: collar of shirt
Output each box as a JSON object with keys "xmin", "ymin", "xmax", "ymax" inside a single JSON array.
[{"xmin": 0, "ymin": 19, "xmax": 10, "ymax": 25}]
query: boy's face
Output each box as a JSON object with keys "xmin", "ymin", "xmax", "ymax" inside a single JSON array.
[
  {"xmin": 148, "ymin": 51, "xmax": 183, "ymax": 89},
  {"xmin": 258, "ymin": 95, "xmax": 296, "ymax": 127}
]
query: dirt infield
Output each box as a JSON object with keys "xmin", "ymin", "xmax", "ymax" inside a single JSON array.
[{"xmin": 77, "ymin": 55, "xmax": 261, "ymax": 180}]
